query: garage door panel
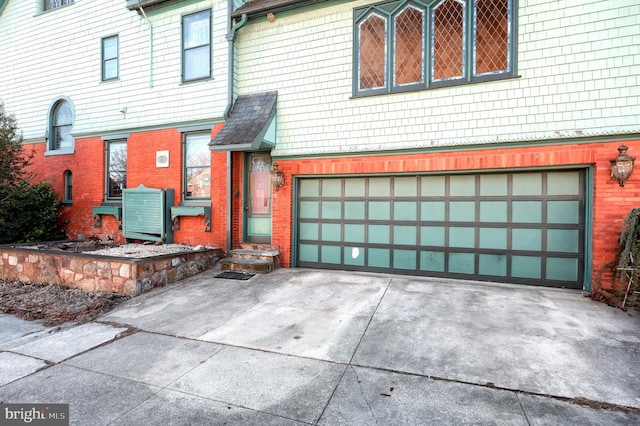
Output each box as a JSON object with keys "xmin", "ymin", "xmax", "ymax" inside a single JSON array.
[{"xmin": 297, "ymin": 170, "xmax": 585, "ymax": 289}]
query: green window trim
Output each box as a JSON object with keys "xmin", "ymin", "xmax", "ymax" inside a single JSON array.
[
  {"xmin": 45, "ymin": 97, "xmax": 75, "ymax": 154},
  {"xmin": 353, "ymin": 0, "xmax": 517, "ymax": 97},
  {"xmin": 105, "ymin": 140, "xmax": 127, "ymax": 201},
  {"xmin": 182, "ymin": 132, "xmax": 212, "ymax": 201},
  {"xmin": 182, "ymin": 9, "xmax": 212, "ymax": 83}
]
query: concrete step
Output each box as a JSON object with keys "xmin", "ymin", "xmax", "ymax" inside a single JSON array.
[
  {"xmin": 219, "ymin": 257, "xmax": 274, "ymax": 274},
  {"xmin": 239, "ymin": 243, "xmax": 280, "ymax": 252},
  {"xmin": 228, "ymin": 248, "xmax": 279, "ymax": 262}
]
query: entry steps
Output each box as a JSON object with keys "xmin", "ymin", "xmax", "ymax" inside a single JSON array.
[{"xmin": 219, "ymin": 243, "xmax": 280, "ymax": 274}]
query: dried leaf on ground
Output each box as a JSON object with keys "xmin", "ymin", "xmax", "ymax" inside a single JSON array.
[{"xmin": 0, "ymin": 279, "xmax": 130, "ymax": 326}]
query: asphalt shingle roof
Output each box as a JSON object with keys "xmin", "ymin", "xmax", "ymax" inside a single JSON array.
[{"xmin": 210, "ymin": 91, "xmax": 277, "ymax": 148}]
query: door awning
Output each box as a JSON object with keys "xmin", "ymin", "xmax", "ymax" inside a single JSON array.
[{"xmin": 210, "ymin": 91, "xmax": 277, "ymax": 152}]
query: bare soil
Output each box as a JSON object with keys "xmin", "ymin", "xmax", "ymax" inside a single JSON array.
[{"xmin": 0, "ymin": 279, "xmax": 130, "ymax": 326}]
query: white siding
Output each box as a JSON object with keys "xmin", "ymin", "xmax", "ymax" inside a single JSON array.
[
  {"xmin": 0, "ymin": 0, "xmax": 229, "ymax": 142},
  {"xmin": 235, "ymin": 0, "xmax": 640, "ymax": 157}
]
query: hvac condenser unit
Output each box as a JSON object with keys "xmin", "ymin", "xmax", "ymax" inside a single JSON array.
[{"xmin": 122, "ymin": 185, "xmax": 174, "ymax": 243}]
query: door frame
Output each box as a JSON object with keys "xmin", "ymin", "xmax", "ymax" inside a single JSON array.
[{"xmin": 243, "ymin": 152, "xmax": 273, "ymax": 244}]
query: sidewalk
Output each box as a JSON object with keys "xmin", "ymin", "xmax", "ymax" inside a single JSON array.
[{"xmin": 1, "ymin": 268, "xmax": 639, "ymax": 425}]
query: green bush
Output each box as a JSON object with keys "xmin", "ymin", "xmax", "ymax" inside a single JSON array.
[{"xmin": 0, "ymin": 102, "xmax": 66, "ymax": 244}]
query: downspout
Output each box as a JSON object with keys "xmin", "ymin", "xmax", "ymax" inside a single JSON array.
[
  {"xmin": 138, "ymin": 1, "xmax": 154, "ymax": 88},
  {"xmin": 224, "ymin": 5, "xmax": 248, "ymax": 253}
]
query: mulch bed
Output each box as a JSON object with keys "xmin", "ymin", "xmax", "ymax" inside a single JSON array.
[{"xmin": 0, "ymin": 279, "xmax": 130, "ymax": 326}]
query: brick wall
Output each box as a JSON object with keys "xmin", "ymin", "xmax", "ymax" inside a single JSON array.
[{"xmin": 24, "ymin": 124, "xmax": 228, "ymax": 248}]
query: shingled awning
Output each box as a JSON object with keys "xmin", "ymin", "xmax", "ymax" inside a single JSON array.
[{"xmin": 210, "ymin": 91, "xmax": 277, "ymax": 152}]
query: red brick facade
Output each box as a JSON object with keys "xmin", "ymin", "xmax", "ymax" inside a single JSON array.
[{"xmin": 25, "ymin": 136, "xmax": 640, "ymax": 293}]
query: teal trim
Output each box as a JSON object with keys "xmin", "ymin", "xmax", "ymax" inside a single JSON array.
[
  {"xmin": 291, "ymin": 176, "xmax": 299, "ymax": 267},
  {"xmin": 171, "ymin": 206, "xmax": 211, "ymax": 232},
  {"xmin": 583, "ymin": 166, "xmax": 594, "ymax": 292},
  {"xmin": 92, "ymin": 206, "xmax": 122, "ymax": 229}
]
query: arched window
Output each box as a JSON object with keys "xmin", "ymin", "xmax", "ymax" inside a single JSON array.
[{"xmin": 47, "ymin": 98, "xmax": 75, "ymax": 154}]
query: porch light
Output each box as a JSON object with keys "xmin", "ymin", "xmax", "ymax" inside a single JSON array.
[
  {"xmin": 271, "ymin": 163, "xmax": 285, "ymax": 191},
  {"xmin": 610, "ymin": 145, "xmax": 635, "ymax": 187}
]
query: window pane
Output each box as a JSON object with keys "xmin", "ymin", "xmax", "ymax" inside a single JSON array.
[
  {"xmin": 186, "ymin": 134, "xmax": 211, "ymax": 167},
  {"xmin": 475, "ymin": 0, "xmax": 509, "ymax": 75},
  {"xmin": 45, "ymin": 0, "xmax": 73, "ymax": 11},
  {"xmin": 359, "ymin": 14, "xmax": 386, "ymax": 90},
  {"xmin": 103, "ymin": 37, "xmax": 117, "ymax": 60},
  {"xmin": 184, "ymin": 46, "xmax": 210, "ymax": 81},
  {"xmin": 184, "ymin": 11, "xmax": 210, "ymax": 49},
  {"xmin": 186, "ymin": 133, "xmax": 211, "ymax": 198},
  {"xmin": 394, "ymin": 6, "xmax": 424, "ymax": 86},
  {"xmin": 108, "ymin": 142, "xmax": 127, "ymax": 199},
  {"xmin": 432, "ymin": 0, "xmax": 465, "ymax": 81},
  {"xmin": 54, "ymin": 102, "xmax": 73, "ymax": 126},
  {"xmin": 104, "ymin": 59, "xmax": 118, "ymax": 80}
]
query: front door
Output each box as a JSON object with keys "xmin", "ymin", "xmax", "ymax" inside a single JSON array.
[{"xmin": 245, "ymin": 153, "xmax": 272, "ymax": 243}]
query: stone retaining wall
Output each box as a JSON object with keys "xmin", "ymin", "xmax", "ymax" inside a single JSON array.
[{"xmin": 0, "ymin": 246, "xmax": 223, "ymax": 296}]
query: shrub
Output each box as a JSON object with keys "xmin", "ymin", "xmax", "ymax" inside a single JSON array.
[{"xmin": 0, "ymin": 102, "xmax": 66, "ymax": 244}]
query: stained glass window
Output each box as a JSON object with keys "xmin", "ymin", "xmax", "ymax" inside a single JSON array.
[
  {"xmin": 359, "ymin": 14, "xmax": 387, "ymax": 90},
  {"xmin": 432, "ymin": 0, "xmax": 465, "ymax": 82},
  {"xmin": 394, "ymin": 6, "xmax": 424, "ymax": 86},
  {"xmin": 354, "ymin": 0, "xmax": 513, "ymax": 95}
]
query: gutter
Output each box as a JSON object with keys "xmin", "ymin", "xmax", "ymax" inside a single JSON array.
[
  {"xmin": 224, "ymin": 2, "xmax": 247, "ymax": 253},
  {"xmin": 231, "ymin": 0, "xmax": 330, "ymax": 19},
  {"xmin": 138, "ymin": 0, "xmax": 154, "ymax": 88}
]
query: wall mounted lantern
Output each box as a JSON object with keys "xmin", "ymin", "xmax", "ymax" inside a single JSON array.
[
  {"xmin": 271, "ymin": 163, "xmax": 285, "ymax": 191},
  {"xmin": 610, "ymin": 144, "xmax": 635, "ymax": 187}
]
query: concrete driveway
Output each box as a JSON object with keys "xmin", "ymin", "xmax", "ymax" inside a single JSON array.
[{"xmin": 1, "ymin": 268, "xmax": 639, "ymax": 425}]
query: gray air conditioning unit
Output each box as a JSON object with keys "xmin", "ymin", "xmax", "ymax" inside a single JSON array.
[{"xmin": 122, "ymin": 185, "xmax": 174, "ymax": 243}]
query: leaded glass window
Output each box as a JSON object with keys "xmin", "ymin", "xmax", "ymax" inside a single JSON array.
[
  {"xmin": 354, "ymin": 0, "xmax": 515, "ymax": 95},
  {"xmin": 44, "ymin": 0, "xmax": 73, "ymax": 11},
  {"xmin": 184, "ymin": 133, "xmax": 211, "ymax": 199},
  {"xmin": 432, "ymin": 0, "xmax": 465, "ymax": 82},
  {"xmin": 475, "ymin": 0, "xmax": 510, "ymax": 75},
  {"xmin": 358, "ymin": 13, "xmax": 387, "ymax": 91},
  {"xmin": 182, "ymin": 10, "xmax": 212, "ymax": 82},
  {"xmin": 394, "ymin": 5, "xmax": 425, "ymax": 87},
  {"xmin": 52, "ymin": 101, "xmax": 73, "ymax": 150}
]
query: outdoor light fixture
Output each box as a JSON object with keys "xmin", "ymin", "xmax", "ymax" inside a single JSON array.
[
  {"xmin": 610, "ymin": 144, "xmax": 635, "ymax": 187},
  {"xmin": 271, "ymin": 163, "xmax": 285, "ymax": 191}
]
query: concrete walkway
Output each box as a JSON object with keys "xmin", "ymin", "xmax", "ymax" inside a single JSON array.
[{"xmin": 1, "ymin": 268, "xmax": 639, "ymax": 425}]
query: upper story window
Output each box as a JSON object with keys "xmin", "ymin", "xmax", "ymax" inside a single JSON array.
[
  {"xmin": 106, "ymin": 141, "xmax": 127, "ymax": 200},
  {"xmin": 102, "ymin": 35, "xmax": 119, "ymax": 81},
  {"xmin": 182, "ymin": 10, "xmax": 212, "ymax": 82},
  {"xmin": 183, "ymin": 133, "xmax": 211, "ymax": 200},
  {"xmin": 354, "ymin": 0, "xmax": 516, "ymax": 96},
  {"xmin": 46, "ymin": 98, "xmax": 74, "ymax": 155},
  {"xmin": 44, "ymin": 0, "xmax": 73, "ymax": 11}
]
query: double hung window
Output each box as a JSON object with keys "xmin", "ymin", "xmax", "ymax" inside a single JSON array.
[
  {"xmin": 354, "ymin": 0, "xmax": 516, "ymax": 96},
  {"xmin": 182, "ymin": 10, "xmax": 212, "ymax": 82},
  {"xmin": 102, "ymin": 35, "xmax": 119, "ymax": 81},
  {"xmin": 184, "ymin": 133, "xmax": 211, "ymax": 200},
  {"xmin": 106, "ymin": 141, "xmax": 127, "ymax": 200}
]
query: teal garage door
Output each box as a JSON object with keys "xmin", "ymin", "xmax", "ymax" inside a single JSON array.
[{"xmin": 296, "ymin": 170, "xmax": 585, "ymax": 288}]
